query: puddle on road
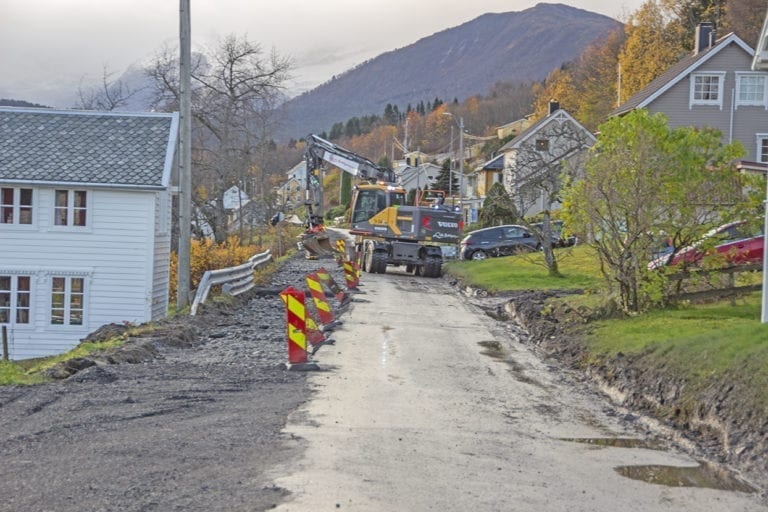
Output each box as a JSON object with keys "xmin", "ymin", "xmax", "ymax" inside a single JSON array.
[
  {"xmin": 615, "ymin": 461, "xmax": 757, "ymax": 493},
  {"xmin": 560, "ymin": 437, "xmax": 664, "ymax": 450},
  {"xmin": 478, "ymin": 341, "xmax": 546, "ymax": 388}
]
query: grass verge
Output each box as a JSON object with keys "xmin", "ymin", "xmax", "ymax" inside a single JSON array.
[{"xmin": 443, "ymin": 244, "xmax": 604, "ymax": 292}]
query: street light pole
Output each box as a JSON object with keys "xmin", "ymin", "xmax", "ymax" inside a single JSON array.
[{"xmin": 751, "ymin": 9, "xmax": 768, "ymax": 323}]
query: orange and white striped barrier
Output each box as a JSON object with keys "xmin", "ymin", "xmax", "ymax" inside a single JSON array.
[{"xmin": 279, "ymin": 287, "xmax": 319, "ymax": 370}]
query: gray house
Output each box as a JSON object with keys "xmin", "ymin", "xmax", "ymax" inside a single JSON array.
[
  {"xmin": 499, "ymin": 103, "xmax": 596, "ymax": 217},
  {"xmin": 0, "ymin": 107, "xmax": 178, "ymax": 359},
  {"xmin": 612, "ymin": 25, "xmax": 768, "ymax": 169}
]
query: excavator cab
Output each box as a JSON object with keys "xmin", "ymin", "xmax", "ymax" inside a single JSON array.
[{"xmin": 350, "ymin": 185, "xmax": 406, "ymax": 227}]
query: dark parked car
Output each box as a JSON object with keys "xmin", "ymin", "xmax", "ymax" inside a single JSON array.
[
  {"xmin": 459, "ymin": 225, "xmax": 540, "ymax": 261},
  {"xmin": 648, "ymin": 221, "xmax": 764, "ymax": 269}
]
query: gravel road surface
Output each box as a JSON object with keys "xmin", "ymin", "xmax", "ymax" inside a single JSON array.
[
  {"xmin": 0, "ymin": 253, "xmax": 342, "ymax": 512},
  {"xmin": 0, "ymin": 240, "xmax": 765, "ymax": 511},
  {"xmin": 272, "ymin": 266, "xmax": 767, "ymax": 511}
]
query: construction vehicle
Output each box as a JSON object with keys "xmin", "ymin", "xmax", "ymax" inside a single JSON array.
[{"xmin": 300, "ymin": 134, "xmax": 463, "ymax": 277}]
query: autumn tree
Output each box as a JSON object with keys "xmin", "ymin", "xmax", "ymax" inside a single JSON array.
[
  {"xmin": 618, "ymin": 1, "xmax": 682, "ymax": 103},
  {"xmin": 562, "ymin": 109, "xmax": 746, "ymax": 313},
  {"xmin": 147, "ymin": 35, "xmax": 292, "ymax": 242},
  {"xmin": 724, "ymin": 0, "xmax": 768, "ymax": 46}
]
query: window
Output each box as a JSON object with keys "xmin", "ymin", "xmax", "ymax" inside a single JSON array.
[
  {"xmin": 1, "ymin": 187, "xmax": 33, "ymax": 225},
  {"xmin": 736, "ymin": 73, "xmax": 767, "ymax": 107},
  {"xmin": 51, "ymin": 276, "xmax": 84, "ymax": 326},
  {"xmin": 690, "ymin": 72, "xmax": 725, "ymax": 108},
  {"xmin": 757, "ymin": 134, "xmax": 768, "ymax": 163},
  {"xmin": 54, "ymin": 190, "xmax": 87, "ymax": 227},
  {"xmin": 0, "ymin": 275, "xmax": 31, "ymax": 325}
]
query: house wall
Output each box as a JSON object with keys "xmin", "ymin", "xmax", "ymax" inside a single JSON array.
[
  {"xmin": 645, "ymin": 42, "xmax": 768, "ymax": 161},
  {"xmin": 152, "ymin": 190, "xmax": 172, "ymax": 319},
  {"xmin": 1, "ymin": 187, "xmax": 160, "ymax": 359}
]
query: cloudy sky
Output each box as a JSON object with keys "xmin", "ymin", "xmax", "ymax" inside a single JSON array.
[{"xmin": 0, "ymin": 0, "xmax": 644, "ymax": 108}]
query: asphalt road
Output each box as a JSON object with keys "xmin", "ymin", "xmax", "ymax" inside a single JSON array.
[{"xmin": 272, "ymin": 266, "xmax": 766, "ymax": 511}]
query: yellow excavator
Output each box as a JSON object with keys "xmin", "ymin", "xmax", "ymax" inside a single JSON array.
[{"xmin": 300, "ymin": 134, "xmax": 463, "ymax": 277}]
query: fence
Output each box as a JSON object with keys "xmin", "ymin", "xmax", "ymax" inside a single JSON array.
[
  {"xmin": 668, "ymin": 262, "xmax": 762, "ymax": 303},
  {"xmin": 190, "ymin": 250, "xmax": 272, "ymax": 315}
]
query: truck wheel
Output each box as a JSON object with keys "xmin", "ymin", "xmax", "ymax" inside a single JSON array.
[
  {"xmin": 424, "ymin": 256, "xmax": 442, "ymax": 278},
  {"xmin": 405, "ymin": 264, "xmax": 415, "ymax": 273}
]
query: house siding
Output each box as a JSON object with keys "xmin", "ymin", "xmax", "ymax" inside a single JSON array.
[
  {"xmin": 152, "ymin": 190, "xmax": 172, "ymax": 319},
  {"xmin": 642, "ymin": 41, "xmax": 767, "ymax": 161},
  {"xmin": 0, "ymin": 188, "xmax": 159, "ymax": 359}
]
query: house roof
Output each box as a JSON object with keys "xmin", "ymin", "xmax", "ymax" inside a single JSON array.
[
  {"xmin": 478, "ymin": 153, "xmax": 504, "ymax": 171},
  {"xmin": 610, "ymin": 33, "xmax": 754, "ymax": 116},
  {"xmin": 0, "ymin": 107, "xmax": 178, "ymax": 189},
  {"xmin": 500, "ymin": 109, "xmax": 596, "ymax": 151}
]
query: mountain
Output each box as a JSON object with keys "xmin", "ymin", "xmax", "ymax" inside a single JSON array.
[{"xmin": 278, "ymin": 3, "xmax": 621, "ymax": 140}]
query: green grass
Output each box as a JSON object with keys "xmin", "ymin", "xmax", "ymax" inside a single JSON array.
[
  {"xmin": 444, "ymin": 244, "xmax": 603, "ymax": 291},
  {"xmin": 586, "ymin": 293, "xmax": 768, "ymax": 408},
  {"xmin": 445, "ymin": 244, "xmax": 768, "ymax": 417},
  {"xmin": 1, "ymin": 332, "xmax": 129, "ymax": 386}
]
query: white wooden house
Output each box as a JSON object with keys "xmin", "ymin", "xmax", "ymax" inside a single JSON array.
[
  {"xmin": 499, "ymin": 103, "xmax": 595, "ymax": 217},
  {"xmin": 0, "ymin": 107, "xmax": 179, "ymax": 360}
]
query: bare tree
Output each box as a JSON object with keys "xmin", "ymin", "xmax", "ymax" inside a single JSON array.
[
  {"xmin": 75, "ymin": 64, "xmax": 141, "ymax": 111},
  {"xmin": 146, "ymin": 35, "xmax": 292, "ymax": 242},
  {"xmin": 502, "ymin": 110, "xmax": 594, "ymax": 276}
]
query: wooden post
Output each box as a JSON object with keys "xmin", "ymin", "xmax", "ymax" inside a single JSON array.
[{"xmin": 2, "ymin": 325, "xmax": 8, "ymax": 361}]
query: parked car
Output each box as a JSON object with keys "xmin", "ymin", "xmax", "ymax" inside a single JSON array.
[
  {"xmin": 531, "ymin": 220, "xmax": 577, "ymax": 248},
  {"xmin": 459, "ymin": 225, "xmax": 540, "ymax": 261},
  {"xmin": 648, "ymin": 221, "xmax": 764, "ymax": 269}
]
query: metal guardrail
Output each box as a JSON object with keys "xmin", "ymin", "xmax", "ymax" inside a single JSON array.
[{"xmin": 190, "ymin": 249, "xmax": 272, "ymax": 315}]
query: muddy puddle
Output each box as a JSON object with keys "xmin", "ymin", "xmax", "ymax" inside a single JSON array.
[
  {"xmin": 560, "ymin": 437, "xmax": 664, "ymax": 450},
  {"xmin": 478, "ymin": 341, "xmax": 546, "ymax": 388},
  {"xmin": 560, "ymin": 437, "xmax": 756, "ymax": 492},
  {"xmin": 615, "ymin": 461, "xmax": 757, "ymax": 493}
]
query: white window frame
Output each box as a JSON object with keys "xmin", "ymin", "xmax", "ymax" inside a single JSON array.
[
  {"xmin": 756, "ymin": 133, "xmax": 768, "ymax": 164},
  {"xmin": 735, "ymin": 72, "xmax": 768, "ymax": 108},
  {"xmin": 50, "ymin": 275, "xmax": 86, "ymax": 326},
  {"xmin": 53, "ymin": 189, "xmax": 89, "ymax": 228},
  {"xmin": 0, "ymin": 274, "xmax": 32, "ymax": 326},
  {"xmin": 0, "ymin": 187, "xmax": 35, "ymax": 226},
  {"xmin": 690, "ymin": 72, "xmax": 726, "ymax": 109}
]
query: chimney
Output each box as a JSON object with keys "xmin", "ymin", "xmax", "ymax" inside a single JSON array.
[
  {"xmin": 548, "ymin": 99, "xmax": 560, "ymax": 115},
  {"xmin": 695, "ymin": 22, "xmax": 715, "ymax": 54}
]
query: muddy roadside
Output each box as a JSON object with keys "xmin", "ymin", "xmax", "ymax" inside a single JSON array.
[
  {"xmin": 469, "ymin": 286, "xmax": 768, "ymax": 494},
  {"xmin": 0, "ymin": 255, "xmax": 346, "ymax": 512}
]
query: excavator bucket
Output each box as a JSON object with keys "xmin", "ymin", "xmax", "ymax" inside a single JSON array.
[{"xmin": 299, "ymin": 231, "xmax": 334, "ymax": 259}]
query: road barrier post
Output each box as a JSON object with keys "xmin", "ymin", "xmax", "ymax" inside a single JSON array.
[
  {"xmin": 306, "ymin": 272, "xmax": 341, "ymax": 330},
  {"xmin": 279, "ymin": 287, "xmax": 318, "ymax": 371},
  {"xmin": 316, "ymin": 267, "xmax": 348, "ymax": 303}
]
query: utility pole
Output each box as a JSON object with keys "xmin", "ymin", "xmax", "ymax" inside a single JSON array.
[
  {"xmin": 449, "ymin": 124, "xmax": 454, "ymax": 202},
  {"xmin": 177, "ymin": 0, "xmax": 192, "ymax": 309},
  {"xmin": 459, "ymin": 116, "xmax": 464, "ymax": 212}
]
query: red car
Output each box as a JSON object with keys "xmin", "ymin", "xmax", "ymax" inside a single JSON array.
[{"xmin": 651, "ymin": 221, "xmax": 764, "ymax": 269}]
